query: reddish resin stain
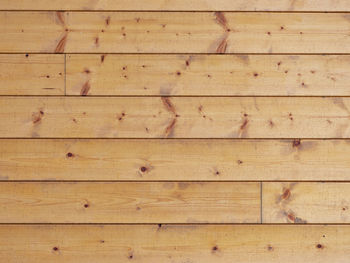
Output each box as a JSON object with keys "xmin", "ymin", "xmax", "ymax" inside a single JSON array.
[
  {"xmin": 55, "ymin": 33, "xmax": 68, "ymax": 53},
  {"xmin": 80, "ymin": 81, "xmax": 91, "ymax": 96},
  {"xmin": 281, "ymin": 188, "xmax": 291, "ymax": 200},
  {"xmin": 293, "ymin": 139, "xmax": 301, "ymax": 148}
]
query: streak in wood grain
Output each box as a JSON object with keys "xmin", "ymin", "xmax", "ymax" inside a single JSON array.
[
  {"xmin": 213, "ymin": 12, "xmax": 230, "ymax": 54},
  {"xmin": 54, "ymin": 12, "xmax": 68, "ymax": 53},
  {"xmin": 80, "ymin": 81, "xmax": 91, "ymax": 96},
  {"xmin": 161, "ymin": 97, "xmax": 178, "ymax": 137}
]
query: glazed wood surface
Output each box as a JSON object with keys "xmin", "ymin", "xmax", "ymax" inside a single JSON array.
[
  {"xmin": 0, "ymin": 54, "xmax": 64, "ymax": 95},
  {"xmin": 1, "ymin": 225, "xmax": 349, "ymax": 263},
  {"xmin": 263, "ymin": 182, "xmax": 350, "ymax": 223},
  {"xmin": 0, "ymin": 182, "xmax": 260, "ymax": 223},
  {"xmin": 67, "ymin": 54, "xmax": 350, "ymax": 96},
  {"xmin": 2, "ymin": 0, "xmax": 350, "ymax": 11},
  {"xmin": 2, "ymin": 12, "xmax": 350, "ymax": 53},
  {"xmin": 2, "ymin": 139, "xmax": 350, "ymax": 181},
  {"xmin": 1, "ymin": 97, "xmax": 350, "ymax": 138}
]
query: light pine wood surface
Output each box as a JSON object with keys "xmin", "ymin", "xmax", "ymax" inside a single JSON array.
[
  {"xmin": 1, "ymin": 139, "xmax": 350, "ymax": 181},
  {"xmin": 0, "ymin": 182, "xmax": 260, "ymax": 223},
  {"xmin": 1, "ymin": 97, "xmax": 350, "ymax": 138},
  {"xmin": 1, "ymin": 1, "xmax": 350, "ymax": 261},
  {"xmin": 2, "ymin": 0, "xmax": 350, "ymax": 11},
  {"xmin": 1, "ymin": 225, "xmax": 349, "ymax": 263},
  {"xmin": 2, "ymin": 12, "xmax": 350, "ymax": 53}
]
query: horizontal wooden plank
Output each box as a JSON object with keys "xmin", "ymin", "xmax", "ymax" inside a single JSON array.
[
  {"xmin": 2, "ymin": 139, "xmax": 350, "ymax": 181},
  {"xmin": 2, "ymin": 0, "xmax": 350, "ymax": 11},
  {"xmin": 1, "ymin": 97, "xmax": 350, "ymax": 138},
  {"xmin": 66, "ymin": 54, "xmax": 350, "ymax": 96},
  {"xmin": 2, "ymin": 12, "xmax": 350, "ymax": 53},
  {"xmin": 263, "ymin": 182, "xmax": 350, "ymax": 223},
  {"xmin": 0, "ymin": 54, "xmax": 64, "ymax": 95},
  {"xmin": 0, "ymin": 182, "xmax": 259, "ymax": 223},
  {"xmin": 1, "ymin": 225, "xmax": 349, "ymax": 262}
]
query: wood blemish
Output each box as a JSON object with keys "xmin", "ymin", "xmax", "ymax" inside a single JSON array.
[
  {"xmin": 316, "ymin": 244, "xmax": 324, "ymax": 249},
  {"xmin": 95, "ymin": 37, "xmax": 99, "ymax": 46},
  {"xmin": 216, "ymin": 38, "xmax": 227, "ymax": 53},
  {"xmin": 240, "ymin": 119, "xmax": 249, "ymax": 130},
  {"xmin": 161, "ymin": 97, "xmax": 176, "ymax": 115},
  {"xmin": 212, "ymin": 245, "xmax": 219, "ymax": 253},
  {"xmin": 288, "ymin": 113, "xmax": 294, "ymax": 121},
  {"xmin": 100, "ymin": 240, "xmax": 105, "ymax": 243},
  {"xmin": 135, "ymin": 17, "xmax": 140, "ymax": 23},
  {"xmin": 105, "ymin": 16, "xmax": 111, "ymax": 26},
  {"xmin": 267, "ymin": 245, "xmax": 274, "ymax": 251},
  {"xmin": 215, "ymin": 12, "xmax": 227, "ymax": 29},
  {"xmin": 55, "ymin": 33, "xmax": 68, "ymax": 53},
  {"xmin": 84, "ymin": 203, "xmax": 89, "ymax": 208},
  {"xmin": 66, "ymin": 152, "xmax": 74, "ymax": 158},
  {"xmin": 101, "ymin": 55, "xmax": 105, "ymax": 63},
  {"xmin": 269, "ymin": 120, "xmax": 274, "ymax": 127},
  {"xmin": 214, "ymin": 12, "xmax": 229, "ymax": 53},
  {"xmin": 293, "ymin": 139, "xmax": 301, "ymax": 148},
  {"xmin": 237, "ymin": 160, "xmax": 243, "ymax": 165},
  {"xmin": 32, "ymin": 110, "xmax": 44, "ymax": 125},
  {"xmin": 253, "ymin": 72, "xmax": 259, "ymax": 77},
  {"xmin": 83, "ymin": 68, "xmax": 91, "ymax": 74},
  {"xmin": 52, "ymin": 247, "xmax": 59, "ymax": 252},
  {"xmin": 56, "ymin": 11, "xmax": 65, "ymax": 26},
  {"xmin": 165, "ymin": 119, "xmax": 177, "ymax": 137},
  {"xmin": 281, "ymin": 188, "xmax": 291, "ymax": 200},
  {"xmin": 80, "ymin": 81, "xmax": 91, "ymax": 96},
  {"xmin": 140, "ymin": 166, "xmax": 147, "ymax": 173},
  {"xmin": 117, "ymin": 112, "xmax": 126, "ymax": 121}
]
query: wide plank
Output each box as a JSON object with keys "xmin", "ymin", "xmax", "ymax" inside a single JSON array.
[
  {"xmin": 2, "ymin": 12, "xmax": 350, "ymax": 53},
  {"xmin": 2, "ymin": 139, "xmax": 350, "ymax": 181},
  {"xmin": 263, "ymin": 182, "xmax": 350, "ymax": 223},
  {"xmin": 0, "ymin": 54, "xmax": 64, "ymax": 95},
  {"xmin": 2, "ymin": 0, "xmax": 350, "ymax": 11},
  {"xmin": 0, "ymin": 225, "xmax": 349, "ymax": 262},
  {"xmin": 0, "ymin": 182, "xmax": 259, "ymax": 223},
  {"xmin": 66, "ymin": 54, "xmax": 350, "ymax": 96},
  {"xmin": 1, "ymin": 97, "xmax": 350, "ymax": 138}
]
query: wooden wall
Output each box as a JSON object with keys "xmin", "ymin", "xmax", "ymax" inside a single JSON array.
[{"xmin": 1, "ymin": 1, "xmax": 350, "ymax": 262}]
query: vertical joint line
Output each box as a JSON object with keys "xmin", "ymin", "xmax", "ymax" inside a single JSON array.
[
  {"xmin": 64, "ymin": 53, "xmax": 67, "ymax": 95},
  {"xmin": 260, "ymin": 182, "xmax": 263, "ymax": 224}
]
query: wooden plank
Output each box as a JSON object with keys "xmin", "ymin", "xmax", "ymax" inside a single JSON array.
[
  {"xmin": 2, "ymin": 139, "xmax": 350, "ymax": 181},
  {"xmin": 263, "ymin": 182, "xmax": 350, "ymax": 223},
  {"xmin": 1, "ymin": 97, "xmax": 350, "ymax": 138},
  {"xmin": 0, "ymin": 182, "xmax": 260, "ymax": 223},
  {"xmin": 2, "ymin": 0, "xmax": 350, "ymax": 11},
  {"xmin": 1, "ymin": 225, "xmax": 350, "ymax": 262},
  {"xmin": 0, "ymin": 54, "xmax": 64, "ymax": 95},
  {"xmin": 66, "ymin": 54, "xmax": 350, "ymax": 96},
  {"xmin": 3, "ymin": 12, "xmax": 350, "ymax": 53}
]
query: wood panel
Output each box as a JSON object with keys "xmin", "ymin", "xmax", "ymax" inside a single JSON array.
[
  {"xmin": 66, "ymin": 54, "xmax": 350, "ymax": 96},
  {"xmin": 0, "ymin": 182, "xmax": 259, "ymax": 223},
  {"xmin": 263, "ymin": 182, "xmax": 350, "ymax": 223},
  {"xmin": 2, "ymin": 139, "xmax": 350, "ymax": 181},
  {"xmin": 1, "ymin": 97, "xmax": 350, "ymax": 138},
  {"xmin": 2, "ymin": 0, "xmax": 350, "ymax": 11},
  {"xmin": 0, "ymin": 54, "xmax": 64, "ymax": 95},
  {"xmin": 1, "ymin": 225, "xmax": 349, "ymax": 263},
  {"xmin": 2, "ymin": 12, "xmax": 350, "ymax": 53}
]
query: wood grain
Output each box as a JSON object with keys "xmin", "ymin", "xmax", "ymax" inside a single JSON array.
[
  {"xmin": 0, "ymin": 182, "xmax": 260, "ymax": 223},
  {"xmin": 2, "ymin": 139, "xmax": 350, "ymax": 181},
  {"xmin": 1, "ymin": 225, "xmax": 349, "ymax": 263},
  {"xmin": 2, "ymin": 0, "xmax": 350, "ymax": 11},
  {"xmin": 3, "ymin": 12, "xmax": 350, "ymax": 53},
  {"xmin": 263, "ymin": 182, "xmax": 350, "ymax": 223},
  {"xmin": 1, "ymin": 97, "xmax": 350, "ymax": 138},
  {"xmin": 0, "ymin": 54, "xmax": 64, "ymax": 95},
  {"xmin": 66, "ymin": 54, "xmax": 350, "ymax": 96}
]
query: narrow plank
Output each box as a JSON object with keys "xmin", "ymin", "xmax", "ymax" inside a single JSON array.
[
  {"xmin": 0, "ymin": 182, "xmax": 259, "ymax": 223},
  {"xmin": 66, "ymin": 54, "xmax": 350, "ymax": 96},
  {"xmin": 263, "ymin": 182, "xmax": 350, "ymax": 223},
  {"xmin": 0, "ymin": 54, "xmax": 64, "ymax": 95},
  {"xmin": 1, "ymin": 225, "xmax": 349, "ymax": 262},
  {"xmin": 1, "ymin": 97, "xmax": 350, "ymax": 138},
  {"xmin": 2, "ymin": 0, "xmax": 350, "ymax": 11},
  {"xmin": 3, "ymin": 12, "xmax": 350, "ymax": 53},
  {"xmin": 2, "ymin": 139, "xmax": 350, "ymax": 181}
]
